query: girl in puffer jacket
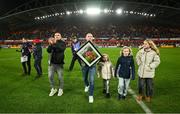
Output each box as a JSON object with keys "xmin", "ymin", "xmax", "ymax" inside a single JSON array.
[
  {"xmin": 136, "ymin": 39, "xmax": 160, "ymax": 102},
  {"xmin": 97, "ymin": 54, "xmax": 114, "ymax": 98},
  {"xmin": 115, "ymin": 46, "xmax": 135, "ymax": 100}
]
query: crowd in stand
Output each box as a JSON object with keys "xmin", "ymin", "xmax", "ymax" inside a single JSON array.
[{"xmin": 0, "ymin": 23, "xmax": 180, "ymax": 41}]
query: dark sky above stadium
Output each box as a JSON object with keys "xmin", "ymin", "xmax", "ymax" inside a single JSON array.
[
  {"xmin": 0, "ymin": 0, "xmax": 179, "ymax": 17},
  {"xmin": 0, "ymin": 0, "xmax": 29, "ymax": 16}
]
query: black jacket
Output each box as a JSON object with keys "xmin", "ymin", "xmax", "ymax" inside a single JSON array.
[
  {"xmin": 33, "ymin": 43, "xmax": 42, "ymax": 60},
  {"xmin": 115, "ymin": 56, "xmax": 135, "ymax": 80},
  {"xmin": 21, "ymin": 42, "xmax": 31, "ymax": 57},
  {"xmin": 47, "ymin": 40, "xmax": 66, "ymax": 64}
]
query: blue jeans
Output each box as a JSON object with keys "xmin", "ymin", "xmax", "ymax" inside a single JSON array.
[
  {"xmin": 34, "ymin": 58, "xmax": 42, "ymax": 75},
  {"xmin": 82, "ymin": 65, "xmax": 96, "ymax": 96}
]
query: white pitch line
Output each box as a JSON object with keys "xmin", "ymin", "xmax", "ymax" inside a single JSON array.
[{"xmin": 128, "ymin": 88, "xmax": 153, "ymax": 114}]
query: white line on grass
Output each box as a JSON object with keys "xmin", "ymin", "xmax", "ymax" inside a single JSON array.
[{"xmin": 128, "ymin": 88, "xmax": 153, "ymax": 114}]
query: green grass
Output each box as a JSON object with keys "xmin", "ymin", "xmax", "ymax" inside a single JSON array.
[{"xmin": 0, "ymin": 48, "xmax": 180, "ymax": 113}]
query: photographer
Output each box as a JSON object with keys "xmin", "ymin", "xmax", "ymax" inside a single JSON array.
[
  {"xmin": 16, "ymin": 38, "xmax": 32, "ymax": 75},
  {"xmin": 69, "ymin": 37, "xmax": 81, "ymax": 71}
]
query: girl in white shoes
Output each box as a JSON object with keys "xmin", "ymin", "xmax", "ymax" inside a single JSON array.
[{"xmin": 97, "ymin": 54, "xmax": 114, "ymax": 98}]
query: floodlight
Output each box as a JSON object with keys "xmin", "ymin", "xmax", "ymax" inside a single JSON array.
[
  {"xmin": 86, "ymin": 8, "xmax": 101, "ymax": 15},
  {"xmin": 55, "ymin": 13, "xmax": 59, "ymax": 16},
  {"xmin": 79, "ymin": 9, "xmax": 84, "ymax": 14},
  {"xmin": 116, "ymin": 9, "xmax": 123, "ymax": 14},
  {"xmin": 104, "ymin": 9, "xmax": 108, "ymax": 13},
  {"xmin": 66, "ymin": 11, "xmax": 71, "ymax": 15}
]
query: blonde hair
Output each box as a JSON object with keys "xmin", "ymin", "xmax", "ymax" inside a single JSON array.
[
  {"xmin": 102, "ymin": 53, "xmax": 110, "ymax": 62},
  {"xmin": 144, "ymin": 39, "xmax": 160, "ymax": 55},
  {"xmin": 120, "ymin": 46, "xmax": 133, "ymax": 56}
]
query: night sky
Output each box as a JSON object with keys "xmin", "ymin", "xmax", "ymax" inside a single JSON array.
[
  {"xmin": 0, "ymin": 0, "xmax": 29, "ymax": 16},
  {"xmin": 0, "ymin": 0, "xmax": 179, "ymax": 17}
]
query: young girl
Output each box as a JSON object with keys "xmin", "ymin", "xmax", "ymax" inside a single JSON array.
[
  {"xmin": 136, "ymin": 40, "xmax": 160, "ymax": 102},
  {"xmin": 115, "ymin": 46, "xmax": 135, "ymax": 100},
  {"xmin": 97, "ymin": 54, "xmax": 114, "ymax": 98}
]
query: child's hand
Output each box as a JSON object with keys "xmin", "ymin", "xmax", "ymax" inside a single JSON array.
[
  {"xmin": 112, "ymin": 74, "xmax": 115, "ymax": 79},
  {"xmin": 97, "ymin": 73, "xmax": 100, "ymax": 78},
  {"xmin": 97, "ymin": 74, "xmax": 100, "ymax": 78}
]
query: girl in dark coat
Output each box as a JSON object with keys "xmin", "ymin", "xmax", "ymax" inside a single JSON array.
[{"xmin": 115, "ymin": 46, "xmax": 135, "ymax": 100}]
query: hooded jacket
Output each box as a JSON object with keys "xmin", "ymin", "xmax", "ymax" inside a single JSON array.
[
  {"xmin": 136, "ymin": 48, "xmax": 160, "ymax": 78},
  {"xmin": 115, "ymin": 56, "xmax": 135, "ymax": 79}
]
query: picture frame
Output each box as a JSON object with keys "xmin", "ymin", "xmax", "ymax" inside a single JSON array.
[{"xmin": 76, "ymin": 41, "xmax": 102, "ymax": 67}]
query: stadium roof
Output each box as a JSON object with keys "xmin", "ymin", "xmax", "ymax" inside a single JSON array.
[{"xmin": 0, "ymin": 0, "xmax": 180, "ymax": 31}]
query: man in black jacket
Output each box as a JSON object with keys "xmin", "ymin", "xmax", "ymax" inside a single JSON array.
[
  {"xmin": 32, "ymin": 39, "xmax": 42, "ymax": 77},
  {"xmin": 47, "ymin": 32, "xmax": 66, "ymax": 96}
]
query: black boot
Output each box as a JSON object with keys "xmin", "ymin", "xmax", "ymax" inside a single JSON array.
[
  {"xmin": 106, "ymin": 93, "xmax": 110, "ymax": 98},
  {"xmin": 122, "ymin": 95, "xmax": 126, "ymax": 100},
  {"xmin": 103, "ymin": 89, "xmax": 106, "ymax": 94},
  {"xmin": 118, "ymin": 94, "xmax": 123, "ymax": 100}
]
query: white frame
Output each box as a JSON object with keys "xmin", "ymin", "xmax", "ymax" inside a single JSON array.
[{"xmin": 76, "ymin": 41, "xmax": 102, "ymax": 67}]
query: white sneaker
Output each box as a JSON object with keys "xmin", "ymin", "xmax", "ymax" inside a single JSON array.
[
  {"xmin": 84, "ymin": 86, "xmax": 89, "ymax": 92},
  {"xmin": 49, "ymin": 88, "xmax": 57, "ymax": 96},
  {"xmin": 58, "ymin": 89, "xmax": 63, "ymax": 96},
  {"xmin": 89, "ymin": 96, "xmax": 94, "ymax": 103}
]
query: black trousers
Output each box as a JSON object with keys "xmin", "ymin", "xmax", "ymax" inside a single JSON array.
[
  {"xmin": 138, "ymin": 77, "xmax": 153, "ymax": 97},
  {"xmin": 34, "ymin": 58, "xmax": 42, "ymax": 75},
  {"xmin": 22, "ymin": 56, "xmax": 31, "ymax": 75},
  {"xmin": 103, "ymin": 79, "xmax": 110, "ymax": 93},
  {"xmin": 69, "ymin": 54, "xmax": 81, "ymax": 71}
]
